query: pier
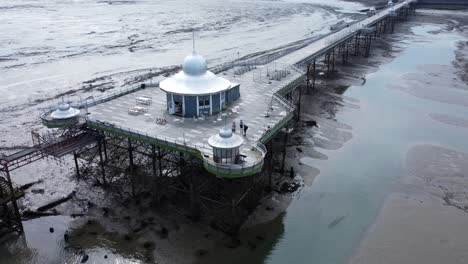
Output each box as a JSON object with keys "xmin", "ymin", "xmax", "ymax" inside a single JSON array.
[{"xmin": 1, "ymin": 0, "xmax": 416, "ymax": 235}]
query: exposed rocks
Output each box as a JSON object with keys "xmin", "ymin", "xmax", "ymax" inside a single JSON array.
[
  {"xmin": 279, "ymin": 181, "xmax": 301, "ymax": 193},
  {"xmin": 195, "ymin": 249, "xmax": 208, "ymax": 257},
  {"xmin": 80, "ymin": 254, "xmax": 89, "ymax": 263}
]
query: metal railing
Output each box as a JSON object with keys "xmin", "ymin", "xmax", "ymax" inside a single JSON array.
[
  {"xmin": 86, "ymin": 120, "xmax": 199, "ymax": 156},
  {"xmin": 201, "ymin": 142, "xmax": 267, "ymax": 177}
]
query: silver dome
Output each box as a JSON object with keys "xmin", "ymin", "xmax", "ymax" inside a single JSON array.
[
  {"xmin": 50, "ymin": 102, "xmax": 80, "ymax": 120},
  {"xmin": 183, "ymin": 52, "xmax": 207, "ymax": 76},
  {"xmin": 208, "ymin": 127, "xmax": 244, "ymax": 149}
]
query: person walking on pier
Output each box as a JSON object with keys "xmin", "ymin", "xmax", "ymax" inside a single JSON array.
[
  {"xmin": 243, "ymin": 123, "xmax": 248, "ymax": 136},
  {"xmin": 240, "ymin": 120, "xmax": 244, "ymax": 131},
  {"xmin": 232, "ymin": 121, "xmax": 236, "ymax": 133}
]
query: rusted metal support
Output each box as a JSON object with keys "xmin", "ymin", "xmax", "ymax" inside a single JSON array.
[
  {"xmin": 98, "ymin": 139, "xmax": 107, "ymax": 186},
  {"xmin": 128, "ymin": 139, "xmax": 135, "ymax": 197},
  {"xmin": 157, "ymin": 146, "xmax": 163, "ymax": 178},
  {"xmin": 280, "ymin": 129, "xmax": 289, "ymax": 174},
  {"xmin": 354, "ymin": 33, "xmax": 360, "ymax": 56},
  {"xmin": 189, "ymin": 173, "xmax": 200, "ymax": 221},
  {"xmin": 312, "ymin": 59, "xmax": 316, "ymax": 89},
  {"xmin": 297, "ymin": 85, "xmax": 302, "ymax": 121},
  {"xmin": 3, "ymin": 164, "xmax": 23, "ymax": 233},
  {"xmin": 73, "ymin": 152, "xmax": 80, "ymax": 179},
  {"xmin": 331, "ymin": 49, "xmax": 336, "ymax": 73},
  {"xmin": 103, "ymin": 137, "xmax": 108, "ymax": 161},
  {"xmin": 151, "ymin": 145, "xmax": 157, "ymax": 178}
]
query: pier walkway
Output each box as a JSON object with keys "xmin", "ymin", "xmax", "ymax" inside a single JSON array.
[{"xmin": 58, "ymin": 0, "xmax": 413, "ymax": 178}]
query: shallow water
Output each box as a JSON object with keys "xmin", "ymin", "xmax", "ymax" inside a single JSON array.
[{"xmin": 260, "ymin": 24, "xmax": 468, "ymax": 264}]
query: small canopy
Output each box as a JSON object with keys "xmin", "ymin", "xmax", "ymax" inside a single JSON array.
[
  {"xmin": 208, "ymin": 127, "xmax": 244, "ymax": 149},
  {"xmin": 50, "ymin": 102, "xmax": 80, "ymax": 120}
]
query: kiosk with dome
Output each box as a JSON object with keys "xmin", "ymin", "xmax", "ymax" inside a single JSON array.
[{"xmin": 159, "ymin": 38, "xmax": 240, "ymax": 117}]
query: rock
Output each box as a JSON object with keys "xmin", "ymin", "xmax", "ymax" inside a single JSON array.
[
  {"xmin": 226, "ymin": 238, "xmax": 242, "ymax": 249},
  {"xmin": 296, "ymin": 147, "xmax": 303, "ymax": 153},
  {"xmin": 102, "ymin": 207, "xmax": 109, "ymax": 217},
  {"xmin": 104, "ymin": 255, "xmax": 108, "ymax": 259},
  {"xmin": 87, "ymin": 201, "xmax": 94, "ymax": 208},
  {"xmin": 159, "ymin": 227, "xmax": 168, "ymax": 239},
  {"xmin": 195, "ymin": 249, "xmax": 208, "ymax": 257},
  {"xmin": 255, "ymin": 235, "xmax": 264, "ymax": 241},
  {"xmin": 31, "ymin": 189, "xmax": 45, "ymax": 194},
  {"xmin": 64, "ymin": 233, "xmax": 70, "ymax": 242},
  {"xmin": 80, "ymin": 254, "xmax": 89, "ymax": 263},
  {"xmin": 248, "ymin": 241, "xmax": 257, "ymax": 250},
  {"xmin": 304, "ymin": 120, "xmax": 318, "ymax": 127},
  {"xmin": 280, "ymin": 181, "xmax": 301, "ymax": 193},
  {"xmin": 49, "ymin": 227, "xmax": 54, "ymax": 233},
  {"xmin": 143, "ymin": 241, "xmax": 154, "ymax": 249},
  {"xmin": 265, "ymin": 206, "xmax": 274, "ymax": 211},
  {"xmin": 123, "ymin": 234, "xmax": 131, "ymax": 241},
  {"xmin": 280, "ymin": 182, "xmax": 290, "ymax": 193}
]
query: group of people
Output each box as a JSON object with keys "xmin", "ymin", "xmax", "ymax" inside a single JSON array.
[{"xmin": 232, "ymin": 120, "xmax": 248, "ymax": 136}]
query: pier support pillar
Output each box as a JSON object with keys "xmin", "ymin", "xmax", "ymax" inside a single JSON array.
[
  {"xmin": 280, "ymin": 129, "xmax": 289, "ymax": 174},
  {"xmin": 312, "ymin": 60, "xmax": 316, "ymax": 89},
  {"xmin": 98, "ymin": 139, "xmax": 107, "ymax": 186},
  {"xmin": 189, "ymin": 173, "xmax": 201, "ymax": 222},
  {"xmin": 128, "ymin": 139, "xmax": 135, "ymax": 197},
  {"xmin": 3, "ymin": 164, "xmax": 23, "ymax": 233},
  {"xmin": 331, "ymin": 49, "xmax": 336, "ymax": 73},
  {"xmin": 73, "ymin": 152, "xmax": 80, "ymax": 179}
]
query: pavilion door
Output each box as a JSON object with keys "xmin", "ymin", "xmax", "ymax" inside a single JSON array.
[{"xmin": 168, "ymin": 95, "xmax": 175, "ymax": 114}]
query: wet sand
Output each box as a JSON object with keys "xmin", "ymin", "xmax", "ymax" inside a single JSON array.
[
  {"xmin": 349, "ymin": 10, "xmax": 468, "ymax": 264},
  {"xmin": 350, "ymin": 145, "xmax": 468, "ymax": 264}
]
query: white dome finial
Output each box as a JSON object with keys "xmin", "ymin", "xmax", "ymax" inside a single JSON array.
[
  {"xmin": 183, "ymin": 31, "xmax": 207, "ymax": 76},
  {"xmin": 192, "ymin": 30, "xmax": 196, "ymax": 54}
]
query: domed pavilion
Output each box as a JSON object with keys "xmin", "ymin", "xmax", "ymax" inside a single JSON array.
[{"xmin": 159, "ymin": 41, "xmax": 240, "ymax": 117}]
